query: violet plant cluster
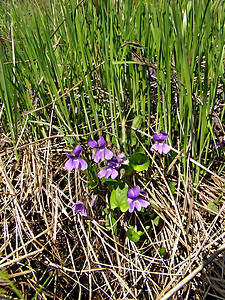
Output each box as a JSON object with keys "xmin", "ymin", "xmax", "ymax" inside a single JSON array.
[{"xmin": 65, "ymin": 132, "xmax": 170, "ymax": 216}]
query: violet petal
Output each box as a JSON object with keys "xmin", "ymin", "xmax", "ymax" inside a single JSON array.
[
  {"xmin": 159, "ymin": 131, "xmax": 169, "ymax": 141},
  {"xmin": 162, "ymin": 143, "xmax": 170, "ymax": 154},
  {"xmin": 72, "ymin": 202, "xmax": 87, "ymax": 216},
  {"xmin": 98, "ymin": 135, "xmax": 106, "ymax": 147},
  {"xmin": 104, "ymin": 168, "xmax": 112, "ymax": 179},
  {"xmin": 65, "ymin": 159, "xmax": 74, "ymax": 171},
  {"xmin": 94, "ymin": 149, "xmax": 101, "ymax": 163},
  {"xmin": 98, "ymin": 168, "xmax": 108, "ymax": 179},
  {"xmin": 127, "ymin": 186, "xmax": 140, "ymax": 199},
  {"xmin": 134, "ymin": 200, "xmax": 142, "ymax": 211},
  {"xmin": 127, "ymin": 199, "xmax": 135, "ymax": 213},
  {"xmin": 153, "ymin": 132, "xmax": 161, "ymax": 142},
  {"xmin": 111, "ymin": 169, "xmax": 118, "ymax": 179},
  {"xmin": 66, "ymin": 154, "xmax": 75, "ymax": 159},
  {"xmin": 118, "ymin": 153, "xmax": 129, "ymax": 165},
  {"xmin": 72, "ymin": 159, "xmax": 80, "ymax": 171},
  {"xmin": 88, "ymin": 139, "xmax": 98, "ymax": 148},
  {"xmin": 99, "ymin": 149, "xmax": 106, "ymax": 162},
  {"xmin": 138, "ymin": 199, "xmax": 150, "ymax": 208},
  {"xmin": 151, "ymin": 143, "xmax": 163, "ymax": 154},
  {"xmin": 78, "ymin": 158, "xmax": 88, "ymax": 170},
  {"xmin": 104, "ymin": 148, "xmax": 113, "ymax": 161},
  {"xmin": 73, "ymin": 145, "xmax": 82, "ymax": 157}
]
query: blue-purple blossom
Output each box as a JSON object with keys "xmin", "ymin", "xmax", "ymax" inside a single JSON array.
[
  {"xmin": 98, "ymin": 154, "xmax": 129, "ymax": 180},
  {"xmin": 127, "ymin": 186, "xmax": 149, "ymax": 213},
  {"xmin": 98, "ymin": 157, "xmax": 119, "ymax": 179},
  {"xmin": 65, "ymin": 145, "xmax": 87, "ymax": 171},
  {"xmin": 117, "ymin": 153, "xmax": 129, "ymax": 165},
  {"xmin": 72, "ymin": 202, "xmax": 87, "ymax": 216},
  {"xmin": 107, "ymin": 156, "xmax": 122, "ymax": 169},
  {"xmin": 151, "ymin": 131, "xmax": 170, "ymax": 154},
  {"xmin": 88, "ymin": 136, "xmax": 113, "ymax": 163},
  {"xmin": 98, "ymin": 167, "xmax": 118, "ymax": 180}
]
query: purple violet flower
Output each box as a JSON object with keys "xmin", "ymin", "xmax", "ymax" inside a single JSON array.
[
  {"xmin": 98, "ymin": 154, "xmax": 129, "ymax": 180},
  {"xmin": 72, "ymin": 202, "xmax": 87, "ymax": 216},
  {"xmin": 151, "ymin": 131, "xmax": 170, "ymax": 154},
  {"xmin": 117, "ymin": 153, "xmax": 129, "ymax": 165},
  {"xmin": 65, "ymin": 145, "xmax": 87, "ymax": 171},
  {"xmin": 107, "ymin": 156, "xmax": 122, "ymax": 169},
  {"xmin": 98, "ymin": 166, "xmax": 118, "ymax": 180},
  {"xmin": 127, "ymin": 186, "xmax": 150, "ymax": 213},
  {"xmin": 88, "ymin": 136, "xmax": 113, "ymax": 163}
]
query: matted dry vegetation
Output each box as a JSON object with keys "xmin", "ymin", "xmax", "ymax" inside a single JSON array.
[{"xmin": 0, "ymin": 131, "xmax": 224, "ymax": 300}]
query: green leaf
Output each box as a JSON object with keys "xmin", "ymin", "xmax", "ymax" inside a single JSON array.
[
  {"xmin": 207, "ymin": 201, "xmax": 219, "ymax": 215},
  {"xmin": 129, "ymin": 152, "xmax": 150, "ymax": 172},
  {"xmin": 135, "ymin": 146, "xmax": 145, "ymax": 154},
  {"xmin": 137, "ymin": 231, "xmax": 144, "ymax": 237},
  {"xmin": 123, "ymin": 164, "xmax": 134, "ymax": 176},
  {"xmin": 102, "ymin": 208, "xmax": 107, "ymax": 217},
  {"xmin": 214, "ymin": 193, "xmax": 223, "ymax": 204},
  {"xmin": 160, "ymin": 247, "xmax": 166, "ymax": 257},
  {"xmin": 88, "ymin": 181, "xmax": 98, "ymax": 189},
  {"xmin": 130, "ymin": 132, "xmax": 137, "ymax": 146},
  {"xmin": 103, "ymin": 178, "xmax": 118, "ymax": 191},
  {"xmin": 126, "ymin": 228, "xmax": 140, "ymax": 242},
  {"xmin": 110, "ymin": 183, "xmax": 129, "ymax": 212},
  {"xmin": 153, "ymin": 216, "xmax": 160, "ymax": 226},
  {"xmin": 132, "ymin": 115, "xmax": 143, "ymax": 129},
  {"xmin": 168, "ymin": 182, "xmax": 176, "ymax": 194}
]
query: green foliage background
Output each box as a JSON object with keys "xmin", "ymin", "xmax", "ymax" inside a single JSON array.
[{"xmin": 0, "ymin": 0, "xmax": 224, "ymax": 182}]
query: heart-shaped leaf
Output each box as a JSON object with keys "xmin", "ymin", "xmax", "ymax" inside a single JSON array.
[
  {"xmin": 126, "ymin": 228, "xmax": 140, "ymax": 242},
  {"xmin": 110, "ymin": 183, "xmax": 129, "ymax": 212},
  {"xmin": 129, "ymin": 152, "xmax": 150, "ymax": 172}
]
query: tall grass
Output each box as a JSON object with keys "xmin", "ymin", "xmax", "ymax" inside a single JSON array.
[{"xmin": 0, "ymin": 0, "xmax": 224, "ymax": 177}]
